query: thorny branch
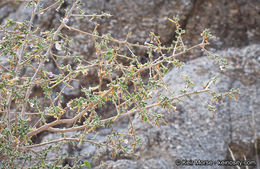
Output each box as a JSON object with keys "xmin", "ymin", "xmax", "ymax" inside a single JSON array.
[{"xmin": 0, "ymin": 1, "xmax": 239, "ymax": 167}]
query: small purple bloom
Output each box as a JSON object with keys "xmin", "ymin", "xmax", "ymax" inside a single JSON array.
[
  {"xmin": 63, "ymin": 18, "xmax": 69, "ymax": 24},
  {"xmin": 44, "ymin": 110, "xmax": 50, "ymax": 115},
  {"xmin": 48, "ymin": 72, "xmax": 54, "ymax": 78},
  {"xmin": 29, "ymin": 44, "xmax": 33, "ymax": 48}
]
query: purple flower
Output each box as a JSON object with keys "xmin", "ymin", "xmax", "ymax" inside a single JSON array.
[
  {"xmin": 44, "ymin": 110, "xmax": 50, "ymax": 115},
  {"xmin": 63, "ymin": 18, "xmax": 69, "ymax": 24},
  {"xmin": 48, "ymin": 72, "xmax": 54, "ymax": 78}
]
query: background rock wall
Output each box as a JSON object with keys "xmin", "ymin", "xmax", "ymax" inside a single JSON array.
[{"xmin": 0, "ymin": 0, "xmax": 259, "ymax": 168}]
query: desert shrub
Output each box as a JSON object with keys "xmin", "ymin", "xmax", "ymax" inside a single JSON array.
[{"xmin": 0, "ymin": 0, "xmax": 239, "ymax": 168}]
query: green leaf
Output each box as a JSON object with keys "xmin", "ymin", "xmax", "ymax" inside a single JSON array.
[
  {"xmin": 84, "ymin": 161, "xmax": 91, "ymax": 169},
  {"xmin": 168, "ymin": 18, "xmax": 174, "ymax": 23}
]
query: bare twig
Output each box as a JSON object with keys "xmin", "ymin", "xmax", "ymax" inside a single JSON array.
[{"xmin": 32, "ymin": 89, "xmax": 209, "ymax": 134}]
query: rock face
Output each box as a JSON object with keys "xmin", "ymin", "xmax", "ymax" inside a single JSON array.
[
  {"xmin": 84, "ymin": 44, "xmax": 259, "ymax": 169},
  {"xmin": 184, "ymin": 0, "xmax": 260, "ymax": 47},
  {"xmin": 0, "ymin": 0, "xmax": 259, "ymax": 168}
]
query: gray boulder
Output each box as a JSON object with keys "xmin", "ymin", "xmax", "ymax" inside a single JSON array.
[{"xmin": 93, "ymin": 44, "xmax": 260, "ymax": 169}]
